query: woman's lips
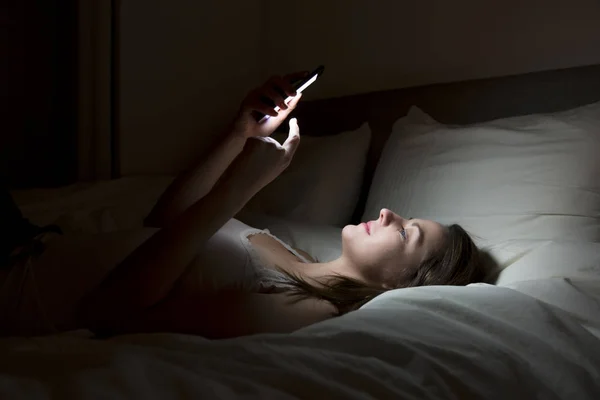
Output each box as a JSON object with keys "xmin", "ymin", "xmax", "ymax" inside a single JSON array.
[{"xmin": 362, "ymin": 222, "xmax": 370, "ymax": 234}]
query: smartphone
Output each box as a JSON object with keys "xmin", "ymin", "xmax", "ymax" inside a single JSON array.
[{"xmin": 255, "ymin": 65, "xmax": 325, "ymax": 123}]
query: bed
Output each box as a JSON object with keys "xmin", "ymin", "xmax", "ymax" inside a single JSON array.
[{"xmin": 3, "ymin": 65, "xmax": 600, "ymax": 399}]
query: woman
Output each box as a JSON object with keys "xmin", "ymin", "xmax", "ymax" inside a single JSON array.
[{"xmin": 1, "ymin": 72, "xmax": 484, "ymax": 339}]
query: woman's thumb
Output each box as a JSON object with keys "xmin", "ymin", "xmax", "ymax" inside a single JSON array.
[
  {"xmin": 283, "ymin": 118, "xmax": 301, "ymax": 157},
  {"xmin": 288, "ymin": 118, "xmax": 300, "ymax": 138}
]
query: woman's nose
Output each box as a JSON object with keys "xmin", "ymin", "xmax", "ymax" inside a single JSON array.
[
  {"xmin": 379, "ymin": 208, "xmax": 393, "ymax": 225},
  {"xmin": 380, "ymin": 209, "xmax": 409, "ymax": 226}
]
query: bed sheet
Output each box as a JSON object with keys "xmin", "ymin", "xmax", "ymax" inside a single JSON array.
[{"xmin": 1, "ymin": 280, "xmax": 599, "ymax": 399}]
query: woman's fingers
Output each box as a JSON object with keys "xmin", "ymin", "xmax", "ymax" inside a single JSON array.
[
  {"xmin": 237, "ymin": 72, "xmax": 308, "ymax": 136},
  {"xmin": 262, "ymin": 84, "xmax": 287, "ymax": 110},
  {"xmin": 260, "ymin": 93, "xmax": 303, "ymax": 133},
  {"xmin": 257, "ymin": 73, "xmax": 306, "ymax": 111},
  {"xmin": 253, "ymin": 102, "xmax": 279, "ymax": 117},
  {"xmin": 285, "ymin": 92, "xmax": 302, "ymax": 109},
  {"xmin": 272, "ymin": 75, "xmax": 297, "ymax": 99},
  {"xmin": 243, "ymin": 89, "xmax": 279, "ymax": 117},
  {"xmin": 243, "ymin": 72, "xmax": 308, "ymax": 110},
  {"xmin": 261, "ymin": 92, "xmax": 303, "ymax": 129}
]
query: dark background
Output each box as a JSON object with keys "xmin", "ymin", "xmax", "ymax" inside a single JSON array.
[{"xmin": 2, "ymin": 0, "xmax": 78, "ymax": 189}]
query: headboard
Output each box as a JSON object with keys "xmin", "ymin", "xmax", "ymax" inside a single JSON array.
[{"xmin": 278, "ymin": 64, "xmax": 600, "ymax": 221}]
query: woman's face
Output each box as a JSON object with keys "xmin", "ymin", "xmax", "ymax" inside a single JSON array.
[{"xmin": 341, "ymin": 208, "xmax": 448, "ymax": 288}]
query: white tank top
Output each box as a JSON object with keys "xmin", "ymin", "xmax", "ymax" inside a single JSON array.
[{"xmin": 181, "ymin": 218, "xmax": 310, "ymax": 293}]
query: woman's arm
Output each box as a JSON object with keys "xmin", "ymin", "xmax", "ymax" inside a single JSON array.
[
  {"xmin": 143, "ymin": 133, "xmax": 247, "ymax": 227},
  {"xmin": 144, "ymin": 73, "xmax": 306, "ymax": 228},
  {"xmin": 78, "ymin": 121, "xmax": 302, "ymax": 331},
  {"xmin": 78, "ymin": 176, "xmax": 258, "ymax": 328}
]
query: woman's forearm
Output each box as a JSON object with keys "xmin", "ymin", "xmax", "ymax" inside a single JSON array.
[
  {"xmin": 79, "ymin": 174, "xmax": 262, "ymax": 327},
  {"xmin": 145, "ymin": 71, "xmax": 303, "ymax": 228},
  {"xmin": 145, "ymin": 131, "xmax": 247, "ymax": 227}
]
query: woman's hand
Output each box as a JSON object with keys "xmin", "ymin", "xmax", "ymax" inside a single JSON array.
[
  {"xmin": 225, "ymin": 118, "xmax": 301, "ymax": 194},
  {"xmin": 231, "ymin": 72, "xmax": 307, "ymax": 139}
]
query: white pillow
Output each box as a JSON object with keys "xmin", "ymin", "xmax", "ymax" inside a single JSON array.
[
  {"xmin": 495, "ymin": 241, "xmax": 600, "ymax": 286},
  {"xmin": 363, "ymin": 102, "xmax": 600, "ymax": 267},
  {"xmin": 242, "ymin": 123, "xmax": 371, "ymax": 227},
  {"xmin": 235, "ymin": 211, "xmax": 342, "ymax": 262}
]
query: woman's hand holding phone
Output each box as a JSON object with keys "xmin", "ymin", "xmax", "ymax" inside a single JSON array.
[{"xmin": 231, "ymin": 71, "xmax": 308, "ymax": 139}]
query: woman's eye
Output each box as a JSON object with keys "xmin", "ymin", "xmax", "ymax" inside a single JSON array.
[{"xmin": 399, "ymin": 229, "xmax": 407, "ymax": 240}]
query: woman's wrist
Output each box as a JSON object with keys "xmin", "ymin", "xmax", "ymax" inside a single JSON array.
[
  {"xmin": 225, "ymin": 128, "xmax": 248, "ymax": 147},
  {"xmin": 227, "ymin": 118, "xmax": 254, "ymax": 141}
]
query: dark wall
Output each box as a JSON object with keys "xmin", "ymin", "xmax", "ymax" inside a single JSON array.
[{"xmin": 2, "ymin": 0, "xmax": 78, "ymax": 189}]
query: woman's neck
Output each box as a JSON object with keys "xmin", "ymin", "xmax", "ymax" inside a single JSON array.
[{"xmin": 289, "ymin": 256, "xmax": 365, "ymax": 284}]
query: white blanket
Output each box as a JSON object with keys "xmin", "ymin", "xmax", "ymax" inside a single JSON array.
[{"xmin": 1, "ymin": 279, "xmax": 599, "ymax": 399}]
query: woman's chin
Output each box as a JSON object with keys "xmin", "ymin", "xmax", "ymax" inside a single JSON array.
[
  {"xmin": 341, "ymin": 224, "xmax": 354, "ymax": 241},
  {"xmin": 342, "ymin": 224, "xmax": 364, "ymax": 240}
]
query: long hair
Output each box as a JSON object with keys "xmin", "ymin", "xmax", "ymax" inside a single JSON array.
[{"xmin": 280, "ymin": 224, "xmax": 484, "ymax": 316}]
